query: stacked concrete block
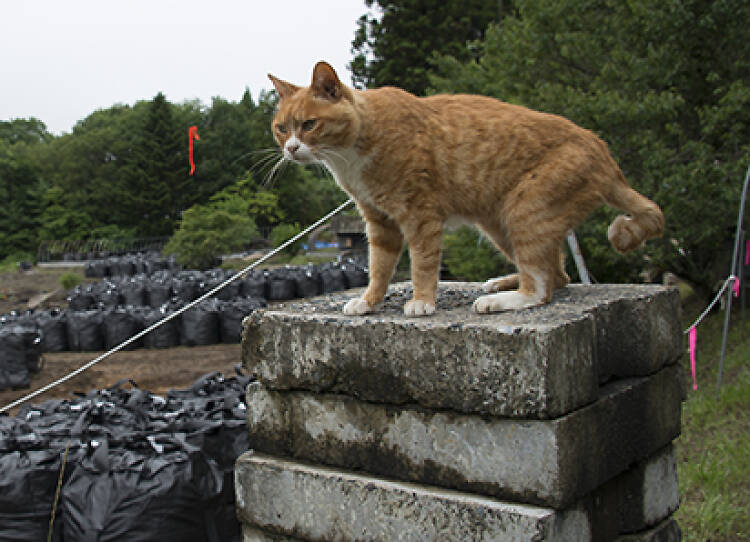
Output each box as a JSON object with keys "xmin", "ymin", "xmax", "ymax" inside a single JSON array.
[{"xmin": 236, "ymin": 283, "xmax": 685, "ymax": 541}]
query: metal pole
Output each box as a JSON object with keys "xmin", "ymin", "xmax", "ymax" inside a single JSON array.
[
  {"xmin": 717, "ymin": 165, "xmax": 750, "ymax": 393},
  {"xmin": 566, "ymin": 230, "xmax": 592, "ymax": 284}
]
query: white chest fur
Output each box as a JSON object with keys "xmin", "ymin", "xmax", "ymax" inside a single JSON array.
[{"xmin": 320, "ymin": 148, "xmax": 373, "ymax": 206}]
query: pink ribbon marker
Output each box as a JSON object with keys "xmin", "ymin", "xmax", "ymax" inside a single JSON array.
[
  {"xmin": 688, "ymin": 327, "xmax": 698, "ymax": 390},
  {"xmin": 733, "ymin": 276, "xmax": 740, "ymax": 298}
]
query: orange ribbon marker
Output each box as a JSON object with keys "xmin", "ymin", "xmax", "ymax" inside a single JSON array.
[{"xmin": 188, "ymin": 126, "xmax": 200, "ymax": 175}]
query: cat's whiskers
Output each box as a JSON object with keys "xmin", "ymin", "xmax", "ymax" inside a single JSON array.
[
  {"xmin": 230, "ymin": 148, "xmax": 279, "ymax": 167},
  {"xmin": 262, "ymin": 155, "xmax": 289, "ymax": 188}
]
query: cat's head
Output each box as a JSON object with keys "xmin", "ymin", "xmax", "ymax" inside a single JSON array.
[{"xmin": 267, "ymin": 62, "xmax": 360, "ymax": 165}]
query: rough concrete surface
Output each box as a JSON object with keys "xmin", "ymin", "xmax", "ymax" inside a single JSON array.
[
  {"xmin": 242, "ymin": 283, "xmax": 681, "ymax": 419},
  {"xmin": 235, "ymin": 452, "xmax": 591, "ymax": 542},
  {"xmin": 245, "ymin": 364, "xmax": 683, "ymax": 509},
  {"xmin": 587, "ymin": 445, "xmax": 680, "ymax": 540}
]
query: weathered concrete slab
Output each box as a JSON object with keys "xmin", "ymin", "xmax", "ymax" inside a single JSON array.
[
  {"xmin": 235, "ymin": 452, "xmax": 591, "ymax": 542},
  {"xmin": 245, "ymin": 363, "xmax": 682, "ymax": 509},
  {"xmin": 588, "ymin": 445, "xmax": 680, "ymax": 540},
  {"xmin": 236, "ymin": 446, "xmax": 679, "ymax": 542},
  {"xmin": 243, "ymin": 282, "xmax": 681, "ymax": 419}
]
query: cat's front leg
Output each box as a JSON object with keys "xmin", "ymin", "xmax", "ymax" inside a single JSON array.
[
  {"xmin": 343, "ymin": 208, "xmax": 403, "ymax": 316},
  {"xmin": 402, "ymin": 218, "xmax": 443, "ymax": 317}
]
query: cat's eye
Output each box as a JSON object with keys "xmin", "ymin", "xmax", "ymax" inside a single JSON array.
[
  {"xmin": 276, "ymin": 124, "xmax": 287, "ymax": 134},
  {"xmin": 301, "ymin": 119, "xmax": 317, "ymax": 131}
]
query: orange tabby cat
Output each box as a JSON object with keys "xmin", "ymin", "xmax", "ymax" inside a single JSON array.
[{"xmin": 268, "ymin": 62, "xmax": 664, "ymax": 317}]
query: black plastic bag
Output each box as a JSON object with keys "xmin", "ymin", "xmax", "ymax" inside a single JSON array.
[
  {"xmin": 217, "ymin": 298, "xmax": 266, "ymax": 343},
  {"xmin": 265, "ymin": 269, "xmax": 296, "ymax": 300},
  {"xmin": 119, "ymin": 278, "xmax": 147, "ymax": 307},
  {"xmin": 0, "ymin": 448, "xmax": 71, "ymax": 542},
  {"xmin": 173, "ymin": 277, "xmax": 201, "ymax": 303},
  {"xmin": 341, "ymin": 261, "xmax": 369, "ymax": 288},
  {"xmin": 36, "ymin": 309, "xmax": 69, "ymax": 352},
  {"xmin": 141, "ymin": 308, "xmax": 181, "ymax": 349},
  {"xmin": 293, "ymin": 266, "xmax": 321, "ymax": 297},
  {"xmin": 66, "ymin": 310, "xmax": 105, "ymax": 351},
  {"xmin": 320, "ymin": 265, "xmax": 347, "ymax": 293},
  {"xmin": 85, "ymin": 260, "xmax": 108, "ymax": 278},
  {"xmin": 180, "ymin": 299, "xmax": 220, "ymax": 346},
  {"xmin": 146, "ymin": 278, "xmax": 173, "ymax": 308},
  {"xmin": 67, "ymin": 286, "xmax": 96, "ymax": 311},
  {"xmin": 240, "ymin": 272, "xmax": 266, "ymax": 299},
  {"xmin": 103, "ymin": 308, "xmax": 145, "ymax": 350},
  {"xmin": 61, "ymin": 438, "xmax": 225, "ymax": 542}
]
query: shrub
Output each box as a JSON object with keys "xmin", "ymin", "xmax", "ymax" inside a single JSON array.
[
  {"xmin": 60, "ymin": 271, "xmax": 83, "ymax": 290},
  {"xmin": 270, "ymin": 223, "xmax": 303, "ymax": 257},
  {"xmin": 164, "ymin": 195, "xmax": 259, "ymax": 270}
]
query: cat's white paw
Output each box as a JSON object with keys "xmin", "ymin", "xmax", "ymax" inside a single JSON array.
[
  {"xmin": 482, "ymin": 277, "xmax": 502, "ymax": 293},
  {"xmin": 403, "ymin": 299, "xmax": 435, "ymax": 317},
  {"xmin": 472, "ymin": 292, "xmax": 542, "ymax": 313},
  {"xmin": 343, "ymin": 297, "xmax": 372, "ymax": 316}
]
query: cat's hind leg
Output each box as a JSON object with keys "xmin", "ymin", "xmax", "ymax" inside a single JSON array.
[
  {"xmin": 475, "ymin": 224, "xmax": 519, "ymax": 293},
  {"xmin": 473, "ymin": 243, "xmax": 561, "ymax": 313},
  {"xmin": 473, "ymin": 269, "xmax": 551, "ymax": 312},
  {"xmin": 482, "ymin": 273, "xmax": 519, "ymax": 293}
]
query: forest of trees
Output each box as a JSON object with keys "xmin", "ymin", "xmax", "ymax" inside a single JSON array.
[
  {"xmin": 0, "ymin": 90, "xmax": 340, "ymax": 268},
  {"xmin": 1, "ymin": 0, "xmax": 748, "ymax": 297}
]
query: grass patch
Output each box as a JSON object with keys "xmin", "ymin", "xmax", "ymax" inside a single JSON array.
[{"xmin": 676, "ymin": 301, "xmax": 750, "ymax": 541}]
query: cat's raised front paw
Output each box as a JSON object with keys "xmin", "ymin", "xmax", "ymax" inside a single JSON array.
[
  {"xmin": 404, "ymin": 299, "xmax": 435, "ymax": 317},
  {"xmin": 343, "ymin": 297, "xmax": 372, "ymax": 316}
]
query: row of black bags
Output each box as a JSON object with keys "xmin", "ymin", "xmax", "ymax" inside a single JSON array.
[
  {"xmin": 0, "ymin": 370, "xmax": 251, "ymax": 541},
  {"xmin": 72, "ymin": 260, "xmax": 369, "ymax": 310},
  {"xmin": 84, "ymin": 252, "xmax": 180, "ymax": 278}
]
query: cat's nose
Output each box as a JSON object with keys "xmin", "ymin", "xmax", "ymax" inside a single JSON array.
[{"xmin": 286, "ymin": 142, "xmax": 300, "ymax": 155}]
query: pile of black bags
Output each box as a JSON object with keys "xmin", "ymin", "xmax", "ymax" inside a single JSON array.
[
  {"xmin": 0, "ymin": 259, "xmax": 367, "ymax": 391},
  {"xmin": 73, "ymin": 259, "xmax": 369, "ymax": 308},
  {"xmin": 0, "ymin": 370, "xmax": 251, "ymax": 541}
]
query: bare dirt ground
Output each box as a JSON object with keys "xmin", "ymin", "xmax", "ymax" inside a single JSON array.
[{"xmin": 0, "ymin": 266, "xmax": 244, "ymax": 415}]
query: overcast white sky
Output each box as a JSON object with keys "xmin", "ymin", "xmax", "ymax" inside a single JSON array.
[{"xmin": 0, "ymin": 1, "xmax": 369, "ymax": 135}]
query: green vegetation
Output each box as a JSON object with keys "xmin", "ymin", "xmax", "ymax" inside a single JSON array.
[
  {"xmin": 442, "ymin": 226, "xmax": 514, "ymax": 281},
  {"xmin": 350, "ymin": 0, "xmax": 499, "ymax": 94},
  {"xmin": 270, "ymin": 222, "xmax": 303, "ymax": 257},
  {"xmin": 163, "ymin": 187, "xmax": 260, "ymax": 270},
  {"xmin": 0, "ymin": 90, "xmax": 340, "ymax": 265},
  {"xmin": 676, "ymin": 302, "xmax": 750, "ymax": 541},
  {"xmin": 59, "ymin": 271, "xmax": 83, "ymax": 290}
]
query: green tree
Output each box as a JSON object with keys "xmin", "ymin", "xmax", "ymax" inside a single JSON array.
[
  {"xmin": 119, "ymin": 92, "xmax": 187, "ymax": 236},
  {"xmin": 431, "ymin": 0, "xmax": 750, "ymax": 296},
  {"xmin": 350, "ymin": 0, "xmax": 502, "ymax": 94},
  {"xmin": 164, "ymin": 194, "xmax": 259, "ymax": 270},
  {"xmin": 0, "ymin": 140, "xmax": 45, "ymax": 259},
  {"xmin": 0, "ymin": 118, "xmax": 52, "ymax": 146}
]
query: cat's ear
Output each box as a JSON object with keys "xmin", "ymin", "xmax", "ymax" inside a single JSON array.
[
  {"xmin": 267, "ymin": 74, "xmax": 300, "ymax": 101},
  {"xmin": 311, "ymin": 61, "xmax": 343, "ymax": 101}
]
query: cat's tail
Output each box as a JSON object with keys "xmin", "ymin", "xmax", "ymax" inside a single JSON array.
[{"xmin": 603, "ymin": 175, "xmax": 664, "ymax": 254}]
